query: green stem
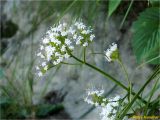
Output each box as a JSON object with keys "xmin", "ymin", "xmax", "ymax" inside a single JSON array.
[
  {"xmin": 83, "ymin": 47, "xmax": 86, "ymax": 63},
  {"xmin": 117, "ymin": 59, "xmax": 132, "ymax": 102},
  {"xmin": 119, "ymin": 66, "xmax": 160, "ymax": 119},
  {"xmin": 144, "ymin": 77, "xmax": 159, "ymax": 115},
  {"xmin": 119, "ymin": 0, "xmax": 134, "ymax": 29},
  {"xmin": 71, "ymin": 54, "xmax": 147, "ymax": 104}
]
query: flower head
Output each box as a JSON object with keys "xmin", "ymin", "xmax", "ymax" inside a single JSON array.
[
  {"xmin": 84, "ymin": 87, "xmax": 106, "ymax": 106},
  {"xmin": 84, "ymin": 87, "xmax": 121, "ymax": 120},
  {"xmin": 104, "ymin": 43, "xmax": 119, "ymax": 62},
  {"xmin": 99, "ymin": 96, "xmax": 120, "ymax": 120},
  {"xmin": 36, "ymin": 21, "xmax": 95, "ymax": 77}
]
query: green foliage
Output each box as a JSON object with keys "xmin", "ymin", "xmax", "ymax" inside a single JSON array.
[
  {"xmin": 149, "ymin": 0, "xmax": 160, "ymax": 6},
  {"xmin": 0, "ymin": 95, "xmax": 64, "ymax": 119},
  {"xmin": 108, "ymin": 0, "xmax": 121, "ymax": 17},
  {"xmin": 36, "ymin": 104, "xmax": 64, "ymax": 117},
  {"xmin": 131, "ymin": 7, "xmax": 160, "ymax": 64}
]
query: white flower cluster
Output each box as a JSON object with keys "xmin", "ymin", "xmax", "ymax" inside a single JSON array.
[
  {"xmin": 100, "ymin": 96, "xmax": 120, "ymax": 120},
  {"xmin": 84, "ymin": 88, "xmax": 105, "ymax": 106},
  {"xmin": 84, "ymin": 88, "xmax": 107, "ymax": 106},
  {"xmin": 104, "ymin": 43, "xmax": 118, "ymax": 62},
  {"xmin": 36, "ymin": 21, "xmax": 95, "ymax": 77},
  {"xmin": 84, "ymin": 88, "xmax": 120, "ymax": 120}
]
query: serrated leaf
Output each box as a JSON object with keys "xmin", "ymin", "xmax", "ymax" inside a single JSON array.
[
  {"xmin": 131, "ymin": 7, "xmax": 160, "ymax": 64},
  {"xmin": 108, "ymin": 0, "xmax": 121, "ymax": 17}
]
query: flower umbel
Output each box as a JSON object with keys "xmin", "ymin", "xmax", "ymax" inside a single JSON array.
[
  {"xmin": 104, "ymin": 43, "xmax": 119, "ymax": 62},
  {"xmin": 84, "ymin": 88, "xmax": 120, "ymax": 120},
  {"xmin": 36, "ymin": 21, "xmax": 95, "ymax": 77},
  {"xmin": 84, "ymin": 87, "xmax": 106, "ymax": 106}
]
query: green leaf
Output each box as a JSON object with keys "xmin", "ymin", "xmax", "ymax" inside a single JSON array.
[
  {"xmin": 149, "ymin": 0, "xmax": 160, "ymax": 7},
  {"xmin": 108, "ymin": 0, "xmax": 121, "ymax": 17},
  {"xmin": 131, "ymin": 7, "xmax": 160, "ymax": 64}
]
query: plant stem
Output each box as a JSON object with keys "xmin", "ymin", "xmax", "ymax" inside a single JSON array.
[
  {"xmin": 83, "ymin": 47, "xmax": 86, "ymax": 63},
  {"xmin": 144, "ymin": 77, "xmax": 159, "ymax": 115},
  {"xmin": 119, "ymin": 0, "xmax": 134, "ymax": 29},
  {"xmin": 71, "ymin": 54, "xmax": 147, "ymax": 104},
  {"xmin": 117, "ymin": 59, "xmax": 132, "ymax": 102},
  {"xmin": 119, "ymin": 66, "xmax": 160, "ymax": 119}
]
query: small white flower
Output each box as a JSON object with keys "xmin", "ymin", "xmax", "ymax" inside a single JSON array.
[
  {"xmin": 58, "ymin": 57, "xmax": 63, "ymax": 61},
  {"xmin": 76, "ymin": 40, "xmax": 81, "ymax": 45},
  {"xmin": 42, "ymin": 38, "xmax": 49, "ymax": 44},
  {"xmin": 90, "ymin": 34, "xmax": 95, "ymax": 41},
  {"xmin": 103, "ymin": 98, "xmax": 107, "ymax": 102},
  {"xmin": 77, "ymin": 36, "xmax": 83, "ymax": 41},
  {"xmin": 38, "ymin": 72, "xmax": 43, "ymax": 77},
  {"xmin": 110, "ymin": 43, "xmax": 117, "ymax": 51},
  {"xmin": 73, "ymin": 34, "xmax": 77, "ymax": 39},
  {"xmin": 83, "ymin": 42, "xmax": 88, "ymax": 47},
  {"xmin": 101, "ymin": 103, "xmax": 105, "ymax": 107},
  {"xmin": 37, "ymin": 52, "xmax": 42, "ymax": 57},
  {"xmin": 104, "ymin": 43, "xmax": 118, "ymax": 62},
  {"xmin": 64, "ymin": 53, "xmax": 70, "ymax": 58},
  {"xmin": 65, "ymin": 39, "xmax": 71, "ymax": 45},
  {"xmin": 82, "ymin": 30, "xmax": 90, "ymax": 34},
  {"xmin": 55, "ymin": 52, "xmax": 60, "ymax": 57},
  {"xmin": 75, "ymin": 22, "xmax": 86, "ymax": 29},
  {"xmin": 56, "ymin": 40, "xmax": 61, "ymax": 45},
  {"xmin": 61, "ymin": 45, "xmax": 66, "ymax": 51},
  {"xmin": 57, "ymin": 58, "xmax": 62, "ymax": 63},
  {"xmin": 42, "ymin": 62, "xmax": 46, "ymax": 67},
  {"xmin": 95, "ymin": 102, "xmax": 99, "ymax": 106},
  {"xmin": 44, "ymin": 65, "xmax": 48, "ymax": 71},
  {"xmin": 36, "ymin": 66, "xmax": 40, "ymax": 70},
  {"xmin": 53, "ymin": 32, "xmax": 59, "ymax": 37},
  {"xmin": 69, "ymin": 46, "xmax": 74, "ymax": 50},
  {"xmin": 111, "ymin": 102, "xmax": 119, "ymax": 107},
  {"xmin": 68, "ymin": 27, "xmax": 75, "ymax": 34},
  {"xmin": 50, "ymin": 37, "xmax": 56, "ymax": 42},
  {"xmin": 53, "ymin": 61, "xmax": 57, "ymax": 65},
  {"xmin": 113, "ymin": 95, "xmax": 120, "ymax": 101},
  {"xmin": 61, "ymin": 31, "xmax": 67, "ymax": 36},
  {"xmin": 40, "ymin": 45, "xmax": 44, "ymax": 50},
  {"xmin": 40, "ymin": 54, "xmax": 45, "ymax": 59}
]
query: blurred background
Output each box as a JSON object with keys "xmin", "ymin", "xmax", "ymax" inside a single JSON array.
[{"xmin": 0, "ymin": 0, "xmax": 159, "ymax": 119}]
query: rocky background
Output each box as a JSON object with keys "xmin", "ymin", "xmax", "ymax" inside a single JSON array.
[{"xmin": 0, "ymin": 0, "xmax": 157, "ymax": 119}]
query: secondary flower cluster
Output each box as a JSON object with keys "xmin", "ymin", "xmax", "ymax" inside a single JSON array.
[
  {"xmin": 84, "ymin": 88, "xmax": 120, "ymax": 120},
  {"xmin": 104, "ymin": 43, "xmax": 119, "ymax": 62},
  {"xmin": 36, "ymin": 21, "xmax": 95, "ymax": 77}
]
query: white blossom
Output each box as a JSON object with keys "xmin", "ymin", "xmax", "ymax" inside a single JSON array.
[
  {"xmin": 99, "ymin": 96, "xmax": 120, "ymax": 120},
  {"xmin": 38, "ymin": 72, "xmax": 43, "ymax": 77},
  {"xmin": 90, "ymin": 34, "xmax": 95, "ymax": 41},
  {"xmin": 42, "ymin": 38, "xmax": 49, "ymax": 44},
  {"xmin": 36, "ymin": 66, "xmax": 40, "ymax": 70},
  {"xmin": 36, "ymin": 21, "xmax": 95, "ymax": 77},
  {"xmin": 83, "ymin": 42, "xmax": 88, "ymax": 47},
  {"xmin": 42, "ymin": 62, "xmax": 46, "ymax": 67},
  {"xmin": 61, "ymin": 31, "xmax": 67, "ymax": 36},
  {"xmin": 84, "ymin": 88, "xmax": 121, "ymax": 120},
  {"xmin": 65, "ymin": 39, "xmax": 71, "ymax": 45},
  {"xmin": 40, "ymin": 45, "xmax": 44, "ymax": 50},
  {"xmin": 44, "ymin": 66, "xmax": 48, "ymax": 71},
  {"xmin": 104, "ymin": 43, "xmax": 118, "ymax": 62}
]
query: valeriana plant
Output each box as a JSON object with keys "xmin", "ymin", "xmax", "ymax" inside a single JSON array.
[{"xmin": 36, "ymin": 20, "xmax": 159, "ymax": 119}]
